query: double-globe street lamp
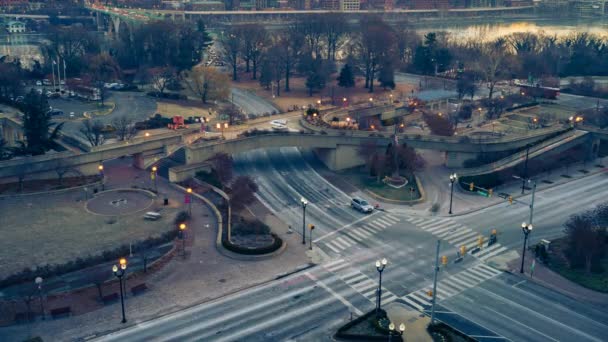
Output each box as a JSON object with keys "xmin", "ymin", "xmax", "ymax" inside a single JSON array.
[
  {"xmin": 388, "ymin": 322, "xmax": 405, "ymax": 342},
  {"xmin": 449, "ymin": 173, "xmax": 457, "ymax": 215},
  {"xmin": 112, "ymin": 258, "xmax": 128, "ymax": 323},
  {"xmin": 151, "ymin": 166, "xmax": 158, "ymax": 193},
  {"xmin": 520, "ymin": 222, "xmax": 533, "ymax": 274},
  {"xmin": 301, "ymin": 198, "xmax": 308, "ymax": 245},
  {"xmin": 179, "ymin": 223, "xmax": 187, "ymax": 258},
  {"xmin": 375, "ymin": 258, "xmax": 388, "ymax": 318}
]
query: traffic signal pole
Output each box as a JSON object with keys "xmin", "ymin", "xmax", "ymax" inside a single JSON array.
[
  {"xmin": 529, "ymin": 181, "xmax": 536, "ymax": 225},
  {"xmin": 430, "ymin": 240, "xmax": 440, "ymax": 325}
]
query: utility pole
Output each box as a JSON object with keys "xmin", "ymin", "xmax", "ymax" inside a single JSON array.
[
  {"xmin": 529, "ymin": 181, "xmax": 536, "ymax": 225},
  {"xmin": 522, "ymin": 145, "xmax": 530, "ymax": 194},
  {"xmin": 430, "ymin": 240, "xmax": 440, "ymax": 325}
]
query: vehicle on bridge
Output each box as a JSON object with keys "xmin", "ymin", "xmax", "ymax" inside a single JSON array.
[{"xmin": 270, "ymin": 119, "xmax": 288, "ymax": 131}]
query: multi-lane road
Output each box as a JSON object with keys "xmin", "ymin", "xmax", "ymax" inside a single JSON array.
[{"xmin": 93, "ymin": 146, "xmax": 608, "ymax": 341}]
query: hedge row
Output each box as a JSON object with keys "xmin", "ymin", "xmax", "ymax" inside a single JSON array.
[
  {"xmin": 222, "ymin": 233, "xmax": 283, "ymax": 255},
  {"xmin": 0, "ymin": 229, "xmax": 178, "ymax": 289}
]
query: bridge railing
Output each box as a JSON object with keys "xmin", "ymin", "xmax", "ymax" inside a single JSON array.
[
  {"xmin": 298, "ymin": 117, "xmax": 570, "ymax": 145},
  {"xmin": 455, "ymin": 129, "xmax": 586, "ymax": 177}
]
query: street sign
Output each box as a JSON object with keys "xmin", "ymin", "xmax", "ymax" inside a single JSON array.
[
  {"xmin": 184, "ymin": 195, "xmax": 191, "ymax": 204},
  {"xmin": 477, "ymin": 190, "xmax": 488, "ymax": 197}
]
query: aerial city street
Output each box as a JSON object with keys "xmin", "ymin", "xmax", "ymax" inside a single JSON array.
[{"xmin": 0, "ymin": 0, "xmax": 607, "ymax": 341}]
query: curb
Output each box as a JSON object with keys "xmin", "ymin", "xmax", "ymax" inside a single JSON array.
[
  {"xmin": 364, "ymin": 175, "xmax": 426, "ymax": 205},
  {"xmin": 0, "ymin": 179, "xmax": 103, "ymax": 199}
]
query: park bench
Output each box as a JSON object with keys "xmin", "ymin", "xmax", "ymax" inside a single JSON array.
[
  {"xmin": 131, "ymin": 283, "xmax": 148, "ymax": 296},
  {"xmin": 50, "ymin": 306, "xmax": 71, "ymax": 319},
  {"xmin": 102, "ymin": 292, "xmax": 119, "ymax": 305}
]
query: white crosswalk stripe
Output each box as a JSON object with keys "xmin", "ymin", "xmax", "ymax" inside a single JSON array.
[
  {"xmin": 325, "ymin": 241, "xmax": 341, "ymax": 253},
  {"xmin": 444, "ymin": 229, "xmax": 474, "ymax": 241},
  {"xmin": 376, "ymin": 218, "xmax": 393, "ymax": 226},
  {"xmin": 360, "ymin": 226, "xmax": 379, "ymax": 234},
  {"xmin": 364, "ymin": 224, "xmax": 383, "ymax": 233},
  {"xmin": 382, "ymin": 216, "xmax": 400, "ymax": 225},
  {"xmin": 370, "ymin": 221, "xmax": 386, "ymax": 229},
  {"xmin": 406, "ymin": 217, "xmax": 426, "ymax": 224},
  {"xmin": 345, "ymin": 231, "xmax": 364, "ymax": 241},
  {"xmin": 401, "ymin": 295, "xmax": 425, "ymax": 311},
  {"xmin": 334, "ymin": 237, "xmax": 351, "ymax": 249},
  {"xmin": 386, "ymin": 214, "xmax": 399, "ymax": 221},
  {"xmin": 478, "ymin": 246, "xmax": 508, "ymax": 261},
  {"xmin": 417, "ymin": 219, "xmax": 448, "ymax": 230},
  {"xmin": 409, "ymin": 291, "xmax": 432, "ymax": 305},
  {"xmin": 428, "ymin": 222, "xmax": 459, "ymax": 234},
  {"xmin": 353, "ymin": 228, "xmax": 372, "ymax": 237},
  {"xmin": 324, "ymin": 259, "xmax": 345, "ymax": 270},
  {"xmin": 448, "ymin": 230, "xmax": 477, "ymax": 245},
  {"xmin": 342, "ymin": 235, "xmax": 357, "ymax": 245},
  {"xmin": 436, "ymin": 226, "xmax": 461, "ymax": 237},
  {"xmin": 477, "ymin": 263, "xmax": 503, "ymax": 276}
]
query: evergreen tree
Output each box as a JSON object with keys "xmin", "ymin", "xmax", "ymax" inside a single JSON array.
[
  {"xmin": 258, "ymin": 59, "xmax": 273, "ymax": 90},
  {"xmin": 378, "ymin": 62, "xmax": 395, "ymax": 90},
  {"xmin": 21, "ymin": 90, "xmax": 63, "ymax": 155},
  {"xmin": 337, "ymin": 64, "xmax": 355, "ymax": 88},
  {"xmin": 305, "ymin": 60, "xmax": 328, "ymax": 96}
]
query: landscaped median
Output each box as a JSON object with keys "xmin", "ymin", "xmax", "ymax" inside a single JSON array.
[
  {"xmin": 83, "ymin": 102, "xmax": 116, "ymax": 118},
  {"xmin": 177, "ymin": 179, "xmax": 285, "ymax": 260},
  {"xmin": 336, "ymin": 167, "xmax": 425, "ymax": 205}
]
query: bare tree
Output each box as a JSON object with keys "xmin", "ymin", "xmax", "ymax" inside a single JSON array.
[
  {"xmin": 229, "ymin": 175, "xmax": 259, "ymax": 210},
  {"xmin": 238, "ymin": 24, "xmax": 268, "ymax": 78},
  {"xmin": 220, "ymin": 29, "xmax": 241, "ymax": 81},
  {"xmin": 148, "ymin": 66, "xmax": 176, "ymax": 95},
  {"xmin": 209, "ymin": 152, "xmax": 234, "ymax": 186},
  {"xmin": 479, "ymin": 38, "xmax": 509, "ymax": 100},
  {"xmin": 80, "ymin": 119, "xmax": 106, "ymax": 146},
  {"xmin": 357, "ymin": 140, "xmax": 379, "ymax": 174},
  {"xmin": 112, "ymin": 115, "xmax": 137, "ymax": 141},
  {"xmin": 183, "ymin": 66, "xmax": 230, "ymax": 104},
  {"xmin": 321, "ymin": 14, "xmax": 348, "ymax": 61},
  {"xmin": 54, "ymin": 159, "xmax": 73, "ymax": 186},
  {"xmin": 357, "ymin": 17, "xmax": 396, "ymax": 93}
]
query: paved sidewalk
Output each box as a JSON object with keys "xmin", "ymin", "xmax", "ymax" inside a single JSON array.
[
  {"xmin": 0, "ymin": 158, "xmax": 310, "ymax": 341},
  {"xmin": 508, "ymin": 256, "xmax": 608, "ymax": 306}
]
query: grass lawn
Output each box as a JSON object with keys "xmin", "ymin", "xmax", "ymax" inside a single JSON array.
[
  {"xmin": 547, "ymin": 237, "xmax": 608, "ymax": 293},
  {"xmin": 338, "ymin": 167, "xmax": 421, "ymax": 202},
  {"xmin": 0, "ymin": 189, "xmax": 179, "ymax": 280},
  {"xmin": 156, "ymin": 100, "xmax": 214, "ymax": 119}
]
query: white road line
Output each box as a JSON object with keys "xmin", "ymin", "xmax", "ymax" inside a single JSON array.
[
  {"xmin": 471, "ymin": 266, "xmax": 498, "ymax": 278},
  {"xmin": 353, "ymin": 228, "xmax": 372, "ymax": 237},
  {"xmin": 362, "ymin": 289, "xmax": 377, "ymax": 298},
  {"xmin": 386, "ymin": 214, "xmax": 399, "ymax": 221},
  {"xmin": 401, "ymin": 296, "xmax": 424, "ymax": 311},
  {"xmin": 359, "ymin": 226, "xmax": 378, "ymax": 235},
  {"xmin": 457, "ymin": 270, "xmax": 486, "ymax": 283},
  {"xmin": 431, "ymin": 224, "xmax": 460, "ymax": 235},
  {"xmin": 467, "ymin": 268, "xmax": 495, "ymax": 281},
  {"xmin": 465, "ymin": 240, "xmax": 480, "ymax": 251},
  {"xmin": 448, "ymin": 231, "xmax": 477, "ymax": 245},
  {"xmin": 437, "ymin": 284, "xmax": 459, "ymax": 296},
  {"xmin": 425, "ymin": 221, "xmax": 457, "ymax": 232},
  {"xmin": 382, "ymin": 216, "xmax": 399, "ymax": 225},
  {"xmin": 409, "ymin": 292, "xmax": 432, "ymax": 305},
  {"xmin": 323, "ymin": 259, "xmax": 345, "ymax": 269},
  {"xmin": 352, "ymin": 280, "xmax": 376, "ymax": 292},
  {"xmin": 370, "ymin": 221, "xmax": 387, "ymax": 228},
  {"xmin": 474, "ymin": 243, "xmax": 502, "ymax": 257},
  {"xmin": 364, "ymin": 224, "xmax": 383, "ymax": 233},
  {"xmin": 420, "ymin": 220, "xmax": 452, "ymax": 231},
  {"xmin": 479, "ymin": 246, "xmax": 508, "ymax": 261},
  {"xmin": 451, "ymin": 273, "xmax": 480, "ymax": 287},
  {"xmin": 306, "ymin": 272, "xmax": 363, "ymax": 315},
  {"xmin": 477, "ymin": 264, "xmax": 503, "ymax": 276},
  {"xmin": 441, "ymin": 279, "xmax": 468, "ymax": 292},
  {"xmin": 444, "ymin": 229, "xmax": 474, "ymax": 241},
  {"xmin": 324, "ymin": 241, "xmax": 342, "ymax": 254},
  {"xmin": 407, "ymin": 217, "xmax": 426, "ymax": 224},
  {"xmin": 341, "ymin": 235, "xmax": 358, "ymax": 246},
  {"xmin": 382, "ymin": 295, "xmax": 398, "ymax": 305},
  {"xmin": 314, "ymin": 212, "xmax": 379, "ymax": 242},
  {"xmin": 348, "ymin": 229, "xmax": 368, "ymax": 240},
  {"xmin": 437, "ymin": 226, "xmax": 461, "ymax": 238},
  {"xmin": 449, "ymin": 276, "xmax": 477, "ymax": 289},
  {"xmin": 344, "ymin": 231, "xmax": 363, "ymax": 242},
  {"xmin": 335, "ymin": 236, "xmax": 352, "ymax": 248},
  {"xmin": 376, "ymin": 218, "xmax": 393, "ymax": 226},
  {"xmin": 344, "ymin": 273, "xmax": 366, "ymax": 283},
  {"xmin": 326, "ymin": 259, "xmax": 348, "ymax": 272}
]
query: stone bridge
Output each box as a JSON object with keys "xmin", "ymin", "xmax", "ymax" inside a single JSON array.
[{"xmin": 167, "ymin": 121, "xmax": 571, "ymax": 182}]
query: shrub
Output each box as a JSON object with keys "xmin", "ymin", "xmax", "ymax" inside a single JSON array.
[
  {"xmin": 0, "ymin": 230, "xmax": 178, "ymax": 288},
  {"xmin": 222, "ymin": 233, "xmax": 283, "ymax": 255},
  {"xmin": 232, "ymin": 218, "xmax": 271, "ymax": 236}
]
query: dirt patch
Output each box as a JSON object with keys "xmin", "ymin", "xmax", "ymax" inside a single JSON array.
[{"xmin": 156, "ymin": 100, "xmax": 216, "ymax": 119}]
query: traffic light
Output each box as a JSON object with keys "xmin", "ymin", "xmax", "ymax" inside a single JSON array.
[
  {"xmin": 427, "ymin": 290, "xmax": 433, "ymax": 297},
  {"xmin": 477, "ymin": 236, "xmax": 484, "ymax": 248},
  {"xmin": 491, "ymin": 229, "xmax": 497, "ymax": 236},
  {"xmin": 469, "ymin": 182, "xmax": 474, "ymax": 191},
  {"xmin": 488, "ymin": 189, "xmax": 493, "ymax": 197},
  {"xmin": 460, "ymin": 245, "xmax": 467, "ymax": 256},
  {"xmin": 441, "ymin": 255, "xmax": 448, "ymax": 265},
  {"xmin": 309, "ymin": 224, "xmax": 315, "ymax": 230},
  {"xmin": 508, "ymin": 196, "xmax": 513, "ymax": 204}
]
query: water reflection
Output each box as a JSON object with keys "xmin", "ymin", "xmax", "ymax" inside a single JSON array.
[{"xmin": 416, "ymin": 19, "xmax": 608, "ymax": 42}]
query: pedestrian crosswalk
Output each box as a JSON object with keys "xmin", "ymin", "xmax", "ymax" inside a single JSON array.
[
  {"xmin": 401, "ymin": 263, "xmax": 502, "ymax": 311},
  {"xmin": 323, "ymin": 214, "xmax": 401, "ymax": 254},
  {"xmin": 323, "ymin": 258, "xmax": 398, "ymax": 306},
  {"xmin": 405, "ymin": 216, "xmax": 509, "ymax": 262}
]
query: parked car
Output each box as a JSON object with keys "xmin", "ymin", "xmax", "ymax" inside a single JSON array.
[
  {"xmin": 35, "ymin": 80, "xmax": 42, "ymax": 86},
  {"xmin": 47, "ymin": 109, "xmax": 64, "ymax": 116},
  {"xmin": 351, "ymin": 197, "xmax": 374, "ymax": 213}
]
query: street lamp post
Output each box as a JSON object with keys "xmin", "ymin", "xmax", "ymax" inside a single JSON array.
[
  {"xmin": 520, "ymin": 222, "xmax": 533, "ymax": 273},
  {"xmin": 98, "ymin": 164, "xmax": 104, "ymax": 191},
  {"xmin": 112, "ymin": 258, "xmax": 128, "ymax": 324},
  {"xmin": 388, "ymin": 322, "xmax": 405, "ymax": 342},
  {"xmin": 151, "ymin": 166, "xmax": 158, "ymax": 193},
  {"xmin": 309, "ymin": 224, "xmax": 314, "ymax": 250},
  {"xmin": 186, "ymin": 187, "xmax": 193, "ymax": 215},
  {"xmin": 375, "ymin": 258, "xmax": 387, "ymax": 318},
  {"xmin": 300, "ymin": 198, "xmax": 308, "ymax": 245},
  {"xmin": 216, "ymin": 122, "xmax": 228, "ymax": 139},
  {"xmin": 35, "ymin": 277, "xmax": 44, "ymax": 320},
  {"xmin": 179, "ymin": 223, "xmax": 187, "ymax": 258},
  {"xmin": 449, "ymin": 173, "xmax": 457, "ymax": 215}
]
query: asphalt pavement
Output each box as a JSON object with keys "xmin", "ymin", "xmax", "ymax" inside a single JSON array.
[{"xmin": 230, "ymin": 88, "xmax": 280, "ymax": 117}]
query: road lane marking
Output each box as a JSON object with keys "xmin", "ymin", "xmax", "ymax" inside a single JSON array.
[
  {"xmin": 483, "ymin": 307, "xmax": 559, "ymax": 342},
  {"xmin": 314, "ymin": 212, "xmax": 379, "ymax": 242}
]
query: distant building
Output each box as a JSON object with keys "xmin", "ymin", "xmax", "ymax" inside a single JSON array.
[
  {"xmin": 5, "ymin": 21, "xmax": 26, "ymax": 34},
  {"xmin": 340, "ymin": 0, "xmax": 360, "ymax": 10},
  {"xmin": 188, "ymin": 0, "xmax": 226, "ymax": 10},
  {"xmin": 320, "ymin": 0, "xmax": 340, "ymax": 9},
  {"xmin": 0, "ymin": 0, "xmax": 27, "ymax": 9}
]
